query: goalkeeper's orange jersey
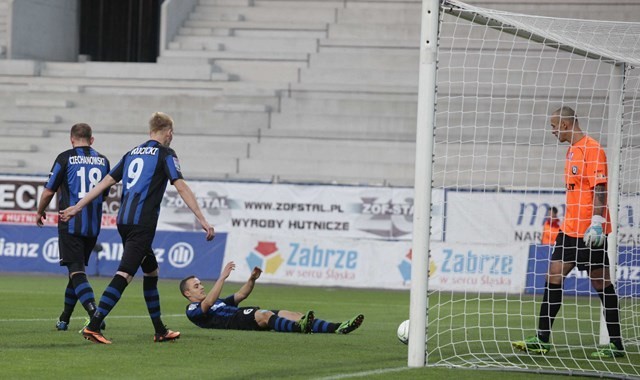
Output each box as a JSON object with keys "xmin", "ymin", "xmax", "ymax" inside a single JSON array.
[{"xmin": 561, "ymin": 135, "xmax": 611, "ymax": 237}]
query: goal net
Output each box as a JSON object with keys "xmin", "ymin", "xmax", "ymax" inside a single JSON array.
[{"xmin": 422, "ymin": 0, "xmax": 640, "ymax": 377}]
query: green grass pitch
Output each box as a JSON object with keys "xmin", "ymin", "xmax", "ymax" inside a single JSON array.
[{"xmin": 0, "ymin": 273, "xmax": 631, "ymax": 379}]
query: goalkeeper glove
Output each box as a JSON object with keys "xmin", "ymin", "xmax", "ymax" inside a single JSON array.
[{"xmin": 583, "ymin": 215, "xmax": 606, "ymax": 248}]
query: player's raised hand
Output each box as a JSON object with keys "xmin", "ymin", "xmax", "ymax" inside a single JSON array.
[
  {"xmin": 250, "ymin": 267, "xmax": 262, "ymax": 281},
  {"xmin": 59, "ymin": 205, "xmax": 80, "ymax": 222},
  {"xmin": 221, "ymin": 261, "xmax": 235, "ymax": 279},
  {"xmin": 36, "ymin": 211, "xmax": 46, "ymax": 227}
]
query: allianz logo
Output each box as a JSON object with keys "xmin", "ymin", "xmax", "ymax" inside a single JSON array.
[
  {"xmin": 97, "ymin": 241, "xmax": 195, "ymax": 268},
  {"xmin": 0, "ymin": 237, "xmax": 59, "ymax": 263},
  {"xmin": 0, "ymin": 237, "xmax": 195, "ymax": 269}
]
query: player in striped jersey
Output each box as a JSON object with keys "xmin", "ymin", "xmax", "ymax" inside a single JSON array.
[
  {"xmin": 61, "ymin": 112, "xmax": 215, "ymax": 344},
  {"xmin": 36, "ymin": 123, "xmax": 110, "ymax": 331},
  {"xmin": 180, "ymin": 261, "xmax": 364, "ymax": 335}
]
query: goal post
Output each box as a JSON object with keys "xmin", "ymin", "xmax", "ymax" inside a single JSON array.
[
  {"xmin": 410, "ymin": 0, "xmax": 640, "ymax": 377},
  {"xmin": 408, "ymin": 0, "xmax": 440, "ymax": 368}
]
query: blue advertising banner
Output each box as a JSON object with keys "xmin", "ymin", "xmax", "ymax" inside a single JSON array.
[
  {"xmin": 526, "ymin": 244, "xmax": 640, "ymax": 297},
  {"xmin": 0, "ymin": 225, "xmax": 226, "ymax": 280}
]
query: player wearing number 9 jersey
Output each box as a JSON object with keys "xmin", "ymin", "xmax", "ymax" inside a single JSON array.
[
  {"xmin": 36, "ymin": 123, "xmax": 110, "ymax": 332},
  {"xmin": 60, "ymin": 112, "xmax": 215, "ymax": 345},
  {"xmin": 110, "ymin": 138, "xmax": 181, "ymax": 226}
]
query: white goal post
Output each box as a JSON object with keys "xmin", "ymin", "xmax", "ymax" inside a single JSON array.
[{"xmin": 410, "ymin": 0, "xmax": 640, "ymax": 377}]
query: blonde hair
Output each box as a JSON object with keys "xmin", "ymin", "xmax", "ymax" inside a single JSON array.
[{"xmin": 149, "ymin": 112, "xmax": 174, "ymax": 133}]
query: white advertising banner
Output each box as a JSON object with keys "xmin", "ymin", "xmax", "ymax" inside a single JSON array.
[
  {"xmin": 158, "ymin": 181, "xmax": 445, "ymax": 241},
  {"xmin": 446, "ymin": 190, "xmax": 565, "ymax": 245},
  {"xmin": 224, "ymin": 231, "xmax": 529, "ymax": 292},
  {"xmin": 224, "ymin": 231, "xmax": 413, "ymax": 289},
  {"xmin": 0, "ymin": 175, "xmax": 444, "ymax": 241},
  {"xmin": 428, "ymin": 242, "xmax": 530, "ymax": 294},
  {"xmin": 445, "ymin": 190, "xmax": 640, "ymax": 246}
]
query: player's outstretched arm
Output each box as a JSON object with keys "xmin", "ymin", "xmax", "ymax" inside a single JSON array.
[
  {"xmin": 173, "ymin": 179, "xmax": 215, "ymax": 241},
  {"xmin": 201, "ymin": 261, "xmax": 235, "ymax": 312},
  {"xmin": 36, "ymin": 188, "xmax": 56, "ymax": 227},
  {"xmin": 59, "ymin": 175, "xmax": 116, "ymax": 222},
  {"xmin": 234, "ymin": 267, "xmax": 262, "ymax": 304}
]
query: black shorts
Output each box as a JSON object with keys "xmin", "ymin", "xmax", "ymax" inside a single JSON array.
[
  {"xmin": 226, "ymin": 307, "xmax": 268, "ymax": 331},
  {"xmin": 58, "ymin": 232, "xmax": 97, "ymax": 267},
  {"xmin": 551, "ymin": 231, "xmax": 610, "ymax": 272},
  {"xmin": 117, "ymin": 224, "xmax": 156, "ymax": 276}
]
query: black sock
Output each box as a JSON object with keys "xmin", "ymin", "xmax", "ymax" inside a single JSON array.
[
  {"xmin": 71, "ymin": 273, "xmax": 97, "ymax": 317},
  {"xmin": 59, "ymin": 278, "xmax": 77, "ymax": 323},
  {"xmin": 597, "ymin": 284, "xmax": 624, "ymax": 351},
  {"xmin": 538, "ymin": 282, "xmax": 562, "ymax": 343},
  {"xmin": 88, "ymin": 274, "xmax": 128, "ymax": 331},
  {"xmin": 311, "ymin": 318, "xmax": 340, "ymax": 333},
  {"xmin": 268, "ymin": 314, "xmax": 301, "ymax": 332},
  {"xmin": 143, "ymin": 276, "xmax": 166, "ymax": 334}
]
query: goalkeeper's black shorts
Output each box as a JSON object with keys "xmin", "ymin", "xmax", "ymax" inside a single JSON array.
[{"xmin": 551, "ymin": 231, "xmax": 609, "ymax": 272}]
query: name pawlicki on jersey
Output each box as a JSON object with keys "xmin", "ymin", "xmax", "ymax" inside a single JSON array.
[
  {"xmin": 130, "ymin": 146, "xmax": 159, "ymax": 155},
  {"xmin": 68, "ymin": 156, "xmax": 107, "ymax": 166}
]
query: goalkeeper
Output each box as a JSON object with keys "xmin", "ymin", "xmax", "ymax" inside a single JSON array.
[
  {"xmin": 513, "ymin": 106, "xmax": 624, "ymax": 358},
  {"xmin": 180, "ymin": 261, "xmax": 364, "ymax": 335}
]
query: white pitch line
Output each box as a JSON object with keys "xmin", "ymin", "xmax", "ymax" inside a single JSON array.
[
  {"xmin": 316, "ymin": 366, "xmax": 411, "ymax": 380},
  {"xmin": 0, "ymin": 314, "xmax": 183, "ymax": 323}
]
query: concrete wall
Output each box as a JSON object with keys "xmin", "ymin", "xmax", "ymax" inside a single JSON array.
[
  {"xmin": 160, "ymin": 0, "xmax": 198, "ymax": 54},
  {"xmin": 8, "ymin": 0, "xmax": 78, "ymax": 61}
]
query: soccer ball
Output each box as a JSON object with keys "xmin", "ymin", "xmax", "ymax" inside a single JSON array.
[{"xmin": 397, "ymin": 319, "xmax": 410, "ymax": 344}]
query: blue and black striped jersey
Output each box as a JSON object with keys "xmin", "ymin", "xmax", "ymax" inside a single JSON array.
[
  {"xmin": 186, "ymin": 295, "xmax": 238, "ymax": 329},
  {"xmin": 45, "ymin": 146, "xmax": 110, "ymax": 237},
  {"xmin": 109, "ymin": 140, "xmax": 183, "ymax": 228}
]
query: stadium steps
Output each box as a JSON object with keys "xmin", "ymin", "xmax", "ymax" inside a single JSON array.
[
  {"xmin": 0, "ymin": 137, "xmax": 38, "ymax": 152},
  {"xmin": 192, "ymin": 4, "xmax": 336, "ymax": 23},
  {"xmin": 0, "ymin": 59, "xmax": 40, "ymax": 75},
  {"xmin": 252, "ymin": 0, "xmax": 344, "ymax": 8},
  {"xmin": 15, "ymin": 98, "xmax": 73, "ymax": 108},
  {"xmin": 172, "ymin": 35, "xmax": 319, "ymax": 53},
  {"xmin": 39, "ymin": 62, "xmax": 231, "ymax": 82},
  {"xmin": 0, "ymin": 158, "xmax": 26, "ymax": 170},
  {"xmin": 5, "ymin": 131, "xmax": 253, "ymax": 179},
  {"xmin": 286, "ymin": 82, "xmax": 417, "ymax": 97},
  {"xmin": 215, "ymin": 60, "xmax": 305, "ymax": 83},
  {"xmin": 28, "ymin": 91, "xmax": 278, "ymax": 112},
  {"xmin": 2, "ymin": 111, "xmax": 62, "ymax": 124},
  {"xmin": 183, "ymin": 20, "xmax": 329, "ymax": 32},
  {"xmin": 0, "ymin": 124, "xmax": 50, "ymax": 137},
  {"xmin": 237, "ymin": 156, "xmax": 415, "ymax": 186},
  {"xmin": 328, "ymin": 23, "xmax": 421, "ymax": 40},
  {"xmin": 432, "ymin": 143, "xmax": 565, "ymax": 188},
  {"xmin": 336, "ymin": 7, "xmax": 419, "ymax": 24},
  {"xmin": 267, "ymin": 113, "xmax": 417, "ymax": 142},
  {"xmin": 308, "ymin": 51, "xmax": 418, "ymax": 70},
  {"xmin": 279, "ymin": 97, "xmax": 417, "ymax": 117},
  {"xmin": 317, "ymin": 38, "xmax": 418, "ymax": 53},
  {"xmin": 40, "ymin": 108, "xmax": 269, "ymax": 135},
  {"xmin": 299, "ymin": 67, "xmax": 418, "ymax": 87},
  {"xmin": 248, "ymin": 137, "xmax": 415, "ymax": 164},
  {"xmin": 158, "ymin": 51, "xmax": 310, "ymax": 63}
]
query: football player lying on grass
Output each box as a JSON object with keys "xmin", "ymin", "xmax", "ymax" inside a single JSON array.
[{"xmin": 180, "ymin": 261, "xmax": 363, "ymax": 334}]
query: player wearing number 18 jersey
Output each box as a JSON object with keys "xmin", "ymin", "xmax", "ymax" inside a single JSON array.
[
  {"xmin": 60, "ymin": 112, "xmax": 215, "ymax": 345},
  {"xmin": 36, "ymin": 123, "xmax": 110, "ymax": 331}
]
